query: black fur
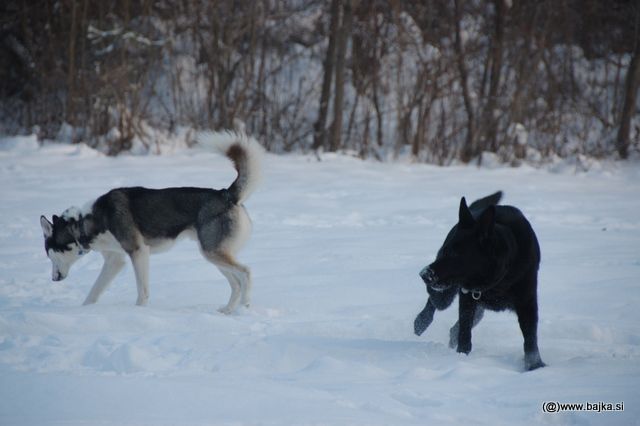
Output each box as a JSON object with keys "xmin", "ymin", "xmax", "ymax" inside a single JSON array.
[
  {"xmin": 95, "ymin": 187, "xmax": 233, "ymax": 253},
  {"xmin": 414, "ymin": 191, "xmax": 545, "ymax": 371},
  {"xmin": 43, "ymin": 186, "xmax": 233, "ymax": 256},
  {"xmin": 43, "ymin": 215, "xmax": 81, "ymax": 253}
]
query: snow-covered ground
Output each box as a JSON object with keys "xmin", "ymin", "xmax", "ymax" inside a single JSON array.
[{"xmin": 0, "ymin": 136, "xmax": 639, "ymax": 425}]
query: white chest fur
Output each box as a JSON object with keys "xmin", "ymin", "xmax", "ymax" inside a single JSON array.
[{"xmin": 89, "ymin": 231, "xmax": 125, "ymax": 254}]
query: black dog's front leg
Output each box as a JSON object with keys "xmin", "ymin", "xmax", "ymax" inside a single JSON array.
[
  {"xmin": 449, "ymin": 305, "xmax": 484, "ymax": 349},
  {"xmin": 456, "ymin": 292, "xmax": 476, "ymax": 354},
  {"xmin": 414, "ymin": 298, "xmax": 436, "ymax": 336}
]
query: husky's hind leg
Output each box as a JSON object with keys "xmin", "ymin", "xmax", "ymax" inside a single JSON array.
[
  {"xmin": 130, "ymin": 246, "xmax": 150, "ymax": 306},
  {"xmin": 198, "ymin": 205, "xmax": 253, "ymax": 313},
  {"xmin": 202, "ymin": 251, "xmax": 251, "ymax": 314}
]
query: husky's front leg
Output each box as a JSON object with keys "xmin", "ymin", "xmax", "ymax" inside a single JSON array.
[
  {"xmin": 130, "ymin": 246, "xmax": 150, "ymax": 306},
  {"xmin": 83, "ymin": 252, "xmax": 126, "ymax": 305}
]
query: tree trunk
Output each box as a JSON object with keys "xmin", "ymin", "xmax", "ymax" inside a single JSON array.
[
  {"xmin": 329, "ymin": 0, "xmax": 352, "ymax": 152},
  {"xmin": 482, "ymin": 0, "xmax": 505, "ymax": 153},
  {"xmin": 453, "ymin": 0, "xmax": 476, "ymax": 163},
  {"xmin": 312, "ymin": 0, "xmax": 341, "ymax": 151},
  {"xmin": 79, "ymin": 0, "xmax": 89, "ymax": 130},
  {"xmin": 616, "ymin": 39, "xmax": 640, "ymax": 159},
  {"xmin": 66, "ymin": 0, "xmax": 78, "ymax": 125}
]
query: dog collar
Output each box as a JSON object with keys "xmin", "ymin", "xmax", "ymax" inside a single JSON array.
[{"xmin": 461, "ymin": 288, "xmax": 482, "ymax": 300}]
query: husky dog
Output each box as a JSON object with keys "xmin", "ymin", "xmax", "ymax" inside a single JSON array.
[
  {"xmin": 414, "ymin": 191, "xmax": 545, "ymax": 371},
  {"xmin": 40, "ymin": 133, "xmax": 263, "ymax": 314}
]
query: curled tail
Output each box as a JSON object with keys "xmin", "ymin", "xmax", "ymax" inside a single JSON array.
[{"xmin": 197, "ymin": 131, "xmax": 265, "ymax": 203}]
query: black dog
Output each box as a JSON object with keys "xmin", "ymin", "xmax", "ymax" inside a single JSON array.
[{"xmin": 414, "ymin": 191, "xmax": 545, "ymax": 371}]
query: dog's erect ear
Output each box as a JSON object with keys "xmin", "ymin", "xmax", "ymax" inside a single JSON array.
[
  {"xmin": 477, "ymin": 205, "xmax": 496, "ymax": 238},
  {"xmin": 458, "ymin": 197, "xmax": 474, "ymax": 227},
  {"xmin": 40, "ymin": 216, "xmax": 53, "ymax": 237}
]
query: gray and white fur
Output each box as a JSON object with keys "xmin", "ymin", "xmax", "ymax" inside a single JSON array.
[{"xmin": 40, "ymin": 132, "xmax": 264, "ymax": 314}]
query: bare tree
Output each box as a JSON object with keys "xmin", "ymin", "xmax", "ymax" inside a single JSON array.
[
  {"xmin": 480, "ymin": 0, "xmax": 505, "ymax": 153},
  {"xmin": 312, "ymin": 0, "xmax": 341, "ymax": 151},
  {"xmin": 0, "ymin": 0, "xmax": 637, "ymax": 162},
  {"xmin": 616, "ymin": 5, "xmax": 640, "ymax": 159},
  {"xmin": 451, "ymin": 0, "xmax": 477, "ymax": 163},
  {"xmin": 329, "ymin": 0, "xmax": 353, "ymax": 152}
]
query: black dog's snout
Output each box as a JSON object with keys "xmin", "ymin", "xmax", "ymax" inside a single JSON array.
[{"xmin": 419, "ymin": 266, "xmax": 438, "ymax": 284}]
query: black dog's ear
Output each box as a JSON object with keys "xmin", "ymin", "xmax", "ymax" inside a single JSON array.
[
  {"xmin": 477, "ymin": 205, "xmax": 496, "ymax": 238},
  {"xmin": 40, "ymin": 216, "xmax": 53, "ymax": 237},
  {"xmin": 458, "ymin": 197, "xmax": 474, "ymax": 227},
  {"xmin": 52, "ymin": 215, "xmax": 61, "ymax": 225}
]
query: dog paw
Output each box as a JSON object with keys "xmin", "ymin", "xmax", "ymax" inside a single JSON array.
[
  {"xmin": 456, "ymin": 343, "xmax": 471, "ymax": 355},
  {"xmin": 524, "ymin": 353, "xmax": 546, "ymax": 371},
  {"xmin": 525, "ymin": 360, "xmax": 546, "ymax": 371},
  {"xmin": 413, "ymin": 314, "xmax": 432, "ymax": 336},
  {"xmin": 218, "ymin": 306, "xmax": 233, "ymax": 315}
]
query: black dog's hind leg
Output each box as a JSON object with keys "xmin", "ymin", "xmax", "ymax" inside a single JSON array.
[
  {"xmin": 449, "ymin": 305, "xmax": 484, "ymax": 349},
  {"xmin": 456, "ymin": 292, "xmax": 477, "ymax": 354},
  {"xmin": 514, "ymin": 276, "xmax": 545, "ymax": 370},
  {"xmin": 414, "ymin": 298, "xmax": 436, "ymax": 336},
  {"xmin": 516, "ymin": 298, "xmax": 545, "ymax": 371}
]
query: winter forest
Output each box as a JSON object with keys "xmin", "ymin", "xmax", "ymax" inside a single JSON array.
[{"xmin": 1, "ymin": 0, "xmax": 639, "ymax": 163}]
